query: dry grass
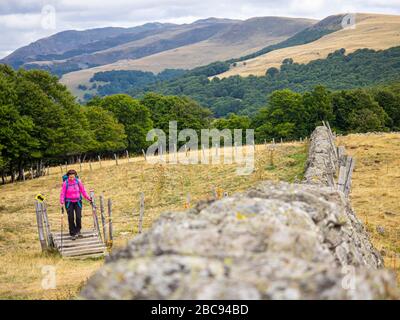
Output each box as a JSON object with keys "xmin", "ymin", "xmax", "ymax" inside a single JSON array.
[
  {"xmin": 338, "ymin": 132, "xmax": 400, "ymax": 284},
  {"xmin": 0, "ymin": 142, "xmax": 307, "ymax": 299},
  {"xmin": 217, "ymin": 13, "xmax": 400, "ymax": 78}
]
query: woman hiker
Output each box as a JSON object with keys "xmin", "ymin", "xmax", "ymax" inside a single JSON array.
[{"xmin": 60, "ymin": 169, "xmax": 92, "ymax": 240}]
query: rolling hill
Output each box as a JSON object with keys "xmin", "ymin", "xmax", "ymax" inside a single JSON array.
[
  {"xmin": 59, "ymin": 16, "xmax": 315, "ymax": 98},
  {"xmin": 0, "ymin": 16, "xmax": 315, "ymax": 98},
  {"xmin": 215, "ymin": 13, "xmax": 400, "ymax": 78}
]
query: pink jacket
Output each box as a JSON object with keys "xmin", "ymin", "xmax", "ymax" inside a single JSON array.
[{"xmin": 60, "ymin": 178, "xmax": 91, "ymax": 205}]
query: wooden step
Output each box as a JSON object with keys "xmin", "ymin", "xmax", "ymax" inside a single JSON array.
[
  {"xmin": 53, "ymin": 231, "xmax": 97, "ymax": 238},
  {"xmin": 53, "ymin": 230, "xmax": 97, "ymax": 236},
  {"xmin": 53, "ymin": 233, "xmax": 98, "ymax": 241},
  {"xmin": 61, "ymin": 243, "xmax": 106, "ymax": 253},
  {"xmin": 55, "ymin": 238, "xmax": 102, "ymax": 247},
  {"xmin": 62, "ymin": 247, "xmax": 106, "ymax": 257},
  {"xmin": 51, "ymin": 229, "xmax": 106, "ymax": 259}
]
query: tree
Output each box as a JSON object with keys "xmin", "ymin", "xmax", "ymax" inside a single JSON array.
[
  {"xmin": 96, "ymin": 94, "xmax": 153, "ymax": 152},
  {"xmin": 140, "ymin": 93, "xmax": 211, "ymax": 135},
  {"xmin": 84, "ymin": 106, "xmax": 128, "ymax": 153},
  {"xmin": 373, "ymin": 88, "xmax": 400, "ymax": 130},
  {"xmin": 266, "ymin": 67, "xmax": 279, "ymax": 78},
  {"xmin": 0, "ymin": 104, "xmax": 39, "ymax": 180},
  {"xmin": 267, "ymin": 89, "xmax": 306, "ymax": 138},
  {"xmin": 302, "ymin": 85, "xmax": 333, "ymax": 131},
  {"xmin": 15, "ymin": 69, "xmax": 93, "ymax": 158},
  {"xmin": 213, "ymin": 113, "xmax": 251, "ymax": 131},
  {"xmin": 332, "ymin": 89, "xmax": 388, "ymax": 133}
]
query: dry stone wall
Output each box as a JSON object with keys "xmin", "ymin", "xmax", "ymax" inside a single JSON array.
[{"xmin": 81, "ymin": 126, "xmax": 399, "ymax": 300}]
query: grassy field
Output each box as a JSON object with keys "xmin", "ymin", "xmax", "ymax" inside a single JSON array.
[
  {"xmin": 338, "ymin": 133, "xmax": 400, "ymax": 284},
  {"xmin": 0, "ymin": 143, "xmax": 307, "ymax": 299},
  {"xmin": 216, "ymin": 13, "xmax": 400, "ymax": 78}
]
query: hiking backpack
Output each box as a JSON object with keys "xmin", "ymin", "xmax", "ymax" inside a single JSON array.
[{"xmin": 62, "ymin": 174, "xmax": 83, "ymax": 208}]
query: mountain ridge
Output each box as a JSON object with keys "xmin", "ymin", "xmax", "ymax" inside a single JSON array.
[
  {"xmin": 0, "ymin": 16, "xmax": 316, "ymax": 98},
  {"xmin": 215, "ymin": 13, "xmax": 400, "ymax": 78}
]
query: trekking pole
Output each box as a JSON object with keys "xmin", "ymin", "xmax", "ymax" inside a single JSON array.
[
  {"xmin": 60, "ymin": 206, "xmax": 64, "ymax": 255},
  {"xmin": 90, "ymin": 190, "xmax": 102, "ymax": 241}
]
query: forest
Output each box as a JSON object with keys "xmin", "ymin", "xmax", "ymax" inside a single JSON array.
[
  {"xmin": 2, "ymin": 61, "xmax": 400, "ymax": 183},
  {"xmin": 86, "ymin": 46, "xmax": 400, "ymax": 117}
]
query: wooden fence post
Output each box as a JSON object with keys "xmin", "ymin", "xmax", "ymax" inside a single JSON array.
[
  {"xmin": 79, "ymin": 157, "xmax": 82, "ymax": 173},
  {"xmin": 337, "ymin": 163, "xmax": 347, "ymax": 192},
  {"xmin": 35, "ymin": 201, "xmax": 47, "ymax": 251},
  {"xmin": 41, "ymin": 202, "xmax": 53, "ymax": 248},
  {"xmin": 158, "ymin": 145, "xmax": 163, "ymax": 162},
  {"xmin": 202, "ymin": 144, "xmax": 206, "ymax": 162},
  {"xmin": 114, "ymin": 153, "xmax": 119, "ymax": 166},
  {"xmin": 22, "ymin": 169, "xmax": 25, "ymax": 182},
  {"xmin": 98, "ymin": 155, "xmax": 102, "ymax": 168},
  {"xmin": 126, "ymin": 150, "xmax": 130, "ymax": 163},
  {"xmin": 186, "ymin": 193, "xmax": 191, "ymax": 209},
  {"xmin": 212, "ymin": 187, "xmax": 218, "ymax": 200},
  {"xmin": 344, "ymin": 157, "xmax": 355, "ymax": 198},
  {"xmin": 108, "ymin": 198, "xmax": 113, "ymax": 244},
  {"xmin": 142, "ymin": 149, "xmax": 147, "ymax": 161},
  {"xmin": 99, "ymin": 195, "xmax": 107, "ymax": 244},
  {"xmin": 138, "ymin": 192, "xmax": 144, "ymax": 234},
  {"xmin": 89, "ymin": 190, "xmax": 102, "ymax": 241},
  {"xmin": 173, "ymin": 143, "xmax": 177, "ymax": 162},
  {"xmin": 89, "ymin": 160, "xmax": 93, "ymax": 171},
  {"xmin": 234, "ymin": 142, "xmax": 238, "ymax": 159}
]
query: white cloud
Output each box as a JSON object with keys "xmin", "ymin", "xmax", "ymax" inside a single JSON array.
[{"xmin": 0, "ymin": 0, "xmax": 399, "ymax": 59}]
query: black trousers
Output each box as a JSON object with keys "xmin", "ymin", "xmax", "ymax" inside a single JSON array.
[{"xmin": 66, "ymin": 202, "xmax": 82, "ymax": 236}]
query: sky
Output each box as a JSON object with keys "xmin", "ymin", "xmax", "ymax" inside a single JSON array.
[{"xmin": 0, "ymin": 0, "xmax": 399, "ymax": 59}]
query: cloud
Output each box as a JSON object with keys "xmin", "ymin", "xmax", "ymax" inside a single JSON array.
[{"xmin": 0, "ymin": 0, "xmax": 399, "ymax": 59}]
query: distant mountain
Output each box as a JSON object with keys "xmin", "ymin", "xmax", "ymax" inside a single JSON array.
[
  {"xmin": 0, "ymin": 16, "xmax": 316, "ymax": 98},
  {"xmin": 216, "ymin": 13, "xmax": 400, "ymax": 78},
  {"xmin": 1, "ymin": 24, "xmax": 172, "ymax": 69}
]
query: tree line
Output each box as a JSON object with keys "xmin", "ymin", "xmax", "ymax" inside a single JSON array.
[
  {"xmin": 85, "ymin": 46, "xmax": 400, "ymax": 117},
  {"xmin": 1, "ymin": 63, "xmax": 400, "ymax": 184},
  {"xmin": 213, "ymin": 83, "xmax": 400, "ymax": 142},
  {"xmin": 0, "ymin": 65, "xmax": 210, "ymax": 183}
]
